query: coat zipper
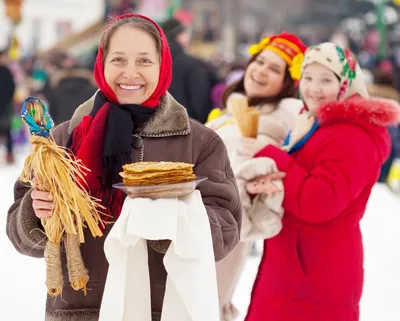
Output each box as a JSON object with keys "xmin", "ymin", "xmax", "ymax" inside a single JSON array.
[{"xmin": 132, "ymin": 134, "xmax": 145, "ymax": 162}]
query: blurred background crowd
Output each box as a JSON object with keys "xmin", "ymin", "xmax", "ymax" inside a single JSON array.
[{"xmin": 1, "ymin": 0, "xmax": 400, "ymax": 193}]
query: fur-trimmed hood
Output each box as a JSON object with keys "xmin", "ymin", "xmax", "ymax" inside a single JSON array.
[
  {"xmin": 315, "ymin": 96, "xmax": 400, "ymax": 128},
  {"xmin": 315, "ymin": 96, "xmax": 400, "ymax": 163}
]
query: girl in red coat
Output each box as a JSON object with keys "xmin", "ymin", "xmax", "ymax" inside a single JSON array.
[{"xmin": 238, "ymin": 43, "xmax": 400, "ymax": 321}]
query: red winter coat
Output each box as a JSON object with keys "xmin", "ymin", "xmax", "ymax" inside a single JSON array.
[{"xmin": 245, "ymin": 97, "xmax": 400, "ymax": 321}]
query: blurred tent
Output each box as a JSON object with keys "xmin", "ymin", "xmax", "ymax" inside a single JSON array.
[{"xmin": 38, "ymin": 18, "xmax": 103, "ymax": 59}]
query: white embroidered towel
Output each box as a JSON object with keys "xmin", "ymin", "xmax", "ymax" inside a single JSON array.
[{"xmin": 99, "ymin": 190, "xmax": 219, "ymax": 321}]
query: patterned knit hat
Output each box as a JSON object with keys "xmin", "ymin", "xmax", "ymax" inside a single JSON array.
[
  {"xmin": 300, "ymin": 42, "xmax": 369, "ymax": 100},
  {"xmin": 248, "ymin": 32, "xmax": 307, "ymax": 80}
]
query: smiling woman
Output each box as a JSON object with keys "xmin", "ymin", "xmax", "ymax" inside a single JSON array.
[
  {"xmin": 6, "ymin": 13, "xmax": 241, "ymax": 321},
  {"xmin": 205, "ymin": 32, "xmax": 307, "ymax": 321}
]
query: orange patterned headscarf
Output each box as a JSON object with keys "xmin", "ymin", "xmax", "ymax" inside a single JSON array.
[{"xmin": 248, "ymin": 32, "xmax": 307, "ymax": 80}]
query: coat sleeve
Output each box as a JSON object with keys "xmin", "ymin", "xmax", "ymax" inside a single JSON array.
[
  {"xmin": 6, "ymin": 122, "xmax": 71, "ymax": 258},
  {"xmin": 234, "ymin": 158, "xmax": 284, "ymax": 241},
  {"xmin": 194, "ymin": 134, "xmax": 242, "ymax": 261},
  {"xmin": 255, "ymin": 126, "xmax": 379, "ymax": 224}
]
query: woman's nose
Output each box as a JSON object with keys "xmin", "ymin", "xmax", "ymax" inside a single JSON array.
[
  {"xmin": 122, "ymin": 64, "xmax": 139, "ymax": 79},
  {"xmin": 258, "ymin": 65, "xmax": 269, "ymax": 77},
  {"xmin": 310, "ymin": 82, "xmax": 321, "ymax": 94}
]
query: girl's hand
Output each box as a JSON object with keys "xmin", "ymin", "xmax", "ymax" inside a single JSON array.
[{"xmin": 245, "ymin": 172, "xmax": 286, "ymax": 195}]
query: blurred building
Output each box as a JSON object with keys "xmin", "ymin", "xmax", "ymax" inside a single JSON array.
[
  {"xmin": 0, "ymin": 0, "xmax": 104, "ymax": 55},
  {"xmin": 5, "ymin": 0, "xmax": 399, "ymax": 64}
]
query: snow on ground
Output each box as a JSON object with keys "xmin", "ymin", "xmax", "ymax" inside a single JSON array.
[{"xmin": 1, "ymin": 149, "xmax": 399, "ymax": 320}]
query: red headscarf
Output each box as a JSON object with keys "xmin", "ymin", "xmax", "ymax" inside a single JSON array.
[{"xmin": 93, "ymin": 13, "xmax": 172, "ymax": 107}]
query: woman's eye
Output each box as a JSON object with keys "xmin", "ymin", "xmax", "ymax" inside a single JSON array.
[
  {"xmin": 111, "ymin": 57, "xmax": 125, "ymax": 63},
  {"xmin": 255, "ymin": 59, "xmax": 263, "ymax": 65},
  {"xmin": 322, "ymin": 78, "xmax": 332, "ymax": 83},
  {"xmin": 139, "ymin": 58, "xmax": 152, "ymax": 64}
]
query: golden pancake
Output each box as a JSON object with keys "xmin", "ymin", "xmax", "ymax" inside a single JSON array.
[
  {"xmin": 120, "ymin": 161, "xmax": 196, "ymax": 187},
  {"xmin": 122, "ymin": 174, "xmax": 196, "ymax": 186},
  {"xmin": 122, "ymin": 161, "xmax": 194, "ymax": 173},
  {"xmin": 120, "ymin": 169, "xmax": 192, "ymax": 180}
]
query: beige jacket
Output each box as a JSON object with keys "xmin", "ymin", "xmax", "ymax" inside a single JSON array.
[
  {"xmin": 207, "ymin": 93, "xmax": 301, "ymax": 240},
  {"xmin": 207, "ymin": 94, "xmax": 301, "ymax": 170}
]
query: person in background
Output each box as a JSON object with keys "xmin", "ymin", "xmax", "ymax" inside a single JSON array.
[
  {"xmin": 160, "ymin": 17, "xmax": 217, "ymax": 123},
  {"xmin": 206, "ymin": 32, "xmax": 306, "ymax": 321},
  {"xmin": 367, "ymin": 60, "xmax": 400, "ymax": 183},
  {"xmin": 0, "ymin": 48, "xmax": 16, "ymax": 164},
  {"xmin": 210, "ymin": 61, "xmax": 246, "ymax": 111},
  {"xmin": 40, "ymin": 50, "xmax": 97, "ymax": 125}
]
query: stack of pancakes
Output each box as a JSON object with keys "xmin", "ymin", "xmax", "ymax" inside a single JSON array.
[{"xmin": 120, "ymin": 161, "xmax": 196, "ymax": 186}]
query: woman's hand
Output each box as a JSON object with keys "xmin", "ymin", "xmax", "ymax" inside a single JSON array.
[
  {"xmin": 237, "ymin": 138, "xmax": 265, "ymax": 159},
  {"xmin": 31, "ymin": 177, "xmax": 53, "ymax": 219},
  {"xmin": 245, "ymin": 172, "xmax": 286, "ymax": 196}
]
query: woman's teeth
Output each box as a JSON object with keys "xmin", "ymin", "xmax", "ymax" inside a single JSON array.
[
  {"xmin": 119, "ymin": 84, "xmax": 142, "ymax": 91},
  {"xmin": 252, "ymin": 76, "xmax": 265, "ymax": 86}
]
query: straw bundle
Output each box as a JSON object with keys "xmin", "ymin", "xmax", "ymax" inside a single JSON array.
[
  {"xmin": 228, "ymin": 94, "xmax": 260, "ymax": 138},
  {"xmin": 20, "ymin": 98, "xmax": 104, "ymax": 297}
]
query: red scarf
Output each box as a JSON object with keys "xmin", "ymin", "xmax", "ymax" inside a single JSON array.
[{"xmin": 70, "ymin": 14, "xmax": 172, "ymax": 223}]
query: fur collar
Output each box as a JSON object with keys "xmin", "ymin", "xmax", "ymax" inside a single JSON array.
[
  {"xmin": 315, "ymin": 97, "xmax": 400, "ymax": 128},
  {"xmin": 68, "ymin": 91, "xmax": 191, "ymax": 136}
]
